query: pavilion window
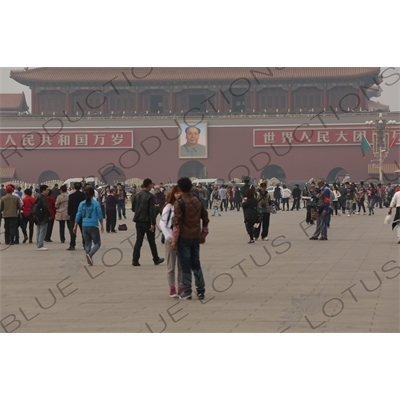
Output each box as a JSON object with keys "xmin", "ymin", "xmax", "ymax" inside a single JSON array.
[
  {"xmin": 315, "ymin": 94, "xmax": 321, "ymax": 108},
  {"xmin": 280, "ymin": 96, "xmax": 286, "ymax": 109},
  {"xmin": 295, "ymin": 95, "xmax": 301, "ymax": 108}
]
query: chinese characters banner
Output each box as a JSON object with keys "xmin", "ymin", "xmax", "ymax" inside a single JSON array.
[
  {"xmin": 253, "ymin": 126, "xmax": 400, "ymax": 147},
  {"xmin": 0, "ymin": 130, "xmax": 133, "ymax": 149}
]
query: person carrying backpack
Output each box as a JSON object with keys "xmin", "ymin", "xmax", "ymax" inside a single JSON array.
[{"xmin": 32, "ymin": 185, "xmax": 51, "ymax": 250}]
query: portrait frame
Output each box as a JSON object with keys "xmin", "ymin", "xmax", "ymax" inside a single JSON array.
[{"xmin": 178, "ymin": 120, "xmax": 208, "ymax": 159}]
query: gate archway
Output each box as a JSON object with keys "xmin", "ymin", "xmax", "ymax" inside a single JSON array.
[
  {"xmin": 38, "ymin": 170, "xmax": 60, "ymax": 184},
  {"xmin": 101, "ymin": 166, "xmax": 126, "ymax": 185},
  {"xmin": 260, "ymin": 164, "xmax": 286, "ymax": 182},
  {"xmin": 326, "ymin": 167, "xmax": 348, "ymax": 183},
  {"xmin": 178, "ymin": 161, "xmax": 207, "ymax": 179}
]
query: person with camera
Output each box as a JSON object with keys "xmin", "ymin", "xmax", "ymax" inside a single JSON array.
[
  {"xmin": 309, "ymin": 180, "xmax": 331, "ymax": 241},
  {"xmin": 254, "ymin": 183, "xmax": 273, "ymax": 241}
]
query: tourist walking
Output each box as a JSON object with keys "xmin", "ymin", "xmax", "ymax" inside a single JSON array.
[
  {"xmin": 242, "ymin": 189, "xmax": 259, "ymax": 244},
  {"xmin": 67, "ymin": 182, "xmax": 86, "ymax": 250},
  {"xmin": 309, "ymin": 180, "xmax": 331, "ymax": 241},
  {"xmin": 21, "ymin": 188, "xmax": 36, "ymax": 243},
  {"xmin": 74, "ymin": 186, "xmax": 104, "ymax": 266},
  {"xmin": 254, "ymin": 183, "xmax": 273, "ymax": 241},
  {"xmin": 388, "ymin": 188, "xmax": 400, "ymax": 244},
  {"xmin": 55, "ymin": 185, "xmax": 70, "ymax": 243},
  {"xmin": 0, "ymin": 185, "xmax": 21, "ymax": 245},
  {"xmin": 131, "ymin": 178, "xmax": 164, "ymax": 267},
  {"xmin": 44, "ymin": 189, "xmax": 56, "ymax": 243},
  {"xmin": 34, "ymin": 185, "xmax": 51, "ymax": 250},
  {"xmin": 106, "ymin": 188, "xmax": 118, "ymax": 233}
]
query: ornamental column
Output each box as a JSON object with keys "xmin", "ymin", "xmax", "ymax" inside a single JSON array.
[
  {"xmin": 135, "ymin": 88, "xmax": 140, "ymax": 113},
  {"xmin": 252, "ymin": 87, "xmax": 258, "ymax": 111},
  {"xmin": 323, "ymin": 84, "xmax": 328, "ymax": 109},
  {"xmin": 169, "ymin": 88, "xmax": 174, "ymax": 112},
  {"xmin": 31, "ymin": 88, "xmax": 37, "ymax": 114},
  {"xmin": 100, "ymin": 90, "xmax": 106, "ymax": 114},
  {"xmin": 287, "ymin": 85, "xmax": 292, "ymax": 111},
  {"xmin": 217, "ymin": 86, "xmax": 223, "ymax": 112},
  {"xmin": 65, "ymin": 88, "xmax": 71, "ymax": 114}
]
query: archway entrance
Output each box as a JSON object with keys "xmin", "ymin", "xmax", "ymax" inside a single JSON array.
[
  {"xmin": 101, "ymin": 166, "xmax": 126, "ymax": 185},
  {"xmin": 326, "ymin": 167, "xmax": 348, "ymax": 183},
  {"xmin": 260, "ymin": 165, "xmax": 286, "ymax": 182},
  {"xmin": 38, "ymin": 170, "xmax": 60, "ymax": 184},
  {"xmin": 178, "ymin": 161, "xmax": 207, "ymax": 179}
]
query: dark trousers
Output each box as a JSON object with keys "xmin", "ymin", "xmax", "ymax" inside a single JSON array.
[
  {"xmin": 234, "ymin": 200, "xmax": 241, "ymax": 211},
  {"xmin": 357, "ymin": 199, "xmax": 366, "ymax": 213},
  {"xmin": 245, "ymin": 221, "xmax": 255, "ymax": 240},
  {"xmin": 254, "ymin": 212, "xmax": 270, "ymax": 239},
  {"xmin": 333, "ymin": 201, "xmax": 339, "ymax": 215},
  {"xmin": 4, "ymin": 217, "xmax": 18, "ymax": 244},
  {"xmin": 106, "ymin": 209, "xmax": 117, "ymax": 232},
  {"xmin": 177, "ymin": 237, "xmax": 205, "ymax": 295},
  {"xmin": 220, "ymin": 199, "xmax": 228, "ymax": 211},
  {"xmin": 59, "ymin": 220, "xmax": 68, "ymax": 242},
  {"xmin": 101, "ymin": 203, "xmax": 105, "ymax": 218},
  {"xmin": 132, "ymin": 221, "xmax": 160, "ymax": 264},
  {"xmin": 21, "ymin": 214, "xmax": 34, "ymax": 241},
  {"xmin": 291, "ymin": 199, "xmax": 300, "ymax": 210},
  {"xmin": 274, "ymin": 198, "xmax": 281, "ymax": 210},
  {"xmin": 68, "ymin": 219, "xmax": 84, "ymax": 248},
  {"xmin": 117, "ymin": 200, "xmax": 126, "ymax": 219},
  {"xmin": 45, "ymin": 219, "xmax": 54, "ymax": 241}
]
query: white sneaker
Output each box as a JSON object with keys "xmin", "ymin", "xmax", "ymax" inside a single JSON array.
[
  {"xmin": 347, "ymin": 214, "xmax": 350, "ymax": 217},
  {"xmin": 356, "ymin": 212, "xmax": 360, "ymax": 215},
  {"xmin": 37, "ymin": 247, "xmax": 48, "ymax": 251}
]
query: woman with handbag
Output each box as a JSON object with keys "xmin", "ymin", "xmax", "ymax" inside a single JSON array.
[
  {"xmin": 242, "ymin": 189, "xmax": 259, "ymax": 244},
  {"xmin": 159, "ymin": 186, "xmax": 183, "ymax": 298},
  {"xmin": 21, "ymin": 188, "xmax": 36, "ymax": 243},
  {"xmin": 55, "ymin": 185, "xmax": 70, "ymax": 243}
]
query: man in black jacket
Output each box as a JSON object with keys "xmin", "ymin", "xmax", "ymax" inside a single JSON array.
[
  {"xmin": 274, "ymin": 184, "xmax": 282, "ymax": 210},
  {"xmin": 291, "ymin": 184, "xmax": 302, "ymax": 211},
  {"xmin": 131, "ymin": 178, "xmax": 164, "ymax": 267},
  {"xmin": 67, "ymin": 182, "xmax": 85, "ymax": 250}
]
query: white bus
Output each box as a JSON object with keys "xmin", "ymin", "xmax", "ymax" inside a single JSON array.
[{"xmin": 63, "ymin": 177, "xmax": 99, "ymax": 189}]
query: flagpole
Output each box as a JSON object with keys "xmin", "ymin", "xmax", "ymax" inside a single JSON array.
[{"xmin": 365, "ymin": 114, "xmax": 397, "ymax": 183}]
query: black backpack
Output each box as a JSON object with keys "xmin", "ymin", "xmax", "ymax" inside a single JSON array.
[{"xmin": 31, "ymin": 198, "xmax": 45, "ymax": 225}]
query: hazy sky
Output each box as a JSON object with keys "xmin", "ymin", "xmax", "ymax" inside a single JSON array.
[{"xmin": 1, "ymin": 67, "xmax": 399, "ymax": 112}]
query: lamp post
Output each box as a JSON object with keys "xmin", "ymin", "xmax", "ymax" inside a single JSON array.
[{"xmin": 365, "ymin": 113, "xmax": 396, "ymax": 183}]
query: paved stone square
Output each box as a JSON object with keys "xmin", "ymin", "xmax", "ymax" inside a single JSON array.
[{"xmin": 1, "ymin": 206, "xmax": 399, "ymax": 333}]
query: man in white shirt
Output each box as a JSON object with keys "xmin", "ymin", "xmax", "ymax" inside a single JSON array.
[
  {"xmin": 388, "ymin": 188, "xmax": 400, "ymax": 244},
  {"xmin": 218, "ymin": 185, "xmax": 228, "ymax": 212}
]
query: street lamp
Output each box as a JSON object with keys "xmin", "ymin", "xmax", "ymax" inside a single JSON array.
[{"xmin": 365, "ymin": 113, "xmax": 396, "ymax": 183}]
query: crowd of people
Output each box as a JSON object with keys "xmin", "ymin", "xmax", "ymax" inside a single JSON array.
[{"xmin": 1, "ymin": 177, "xmax": 399, "ymax": 300}]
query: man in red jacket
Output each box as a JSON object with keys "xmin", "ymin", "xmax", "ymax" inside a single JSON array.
[{"xmin": 45, "ymin": 189, "xmax": 57, "ymax": 242}]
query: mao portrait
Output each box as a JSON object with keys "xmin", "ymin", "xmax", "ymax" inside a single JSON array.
[{"xmin": 178, "ymin": 121, "xmax": 208, "ymax": 159}]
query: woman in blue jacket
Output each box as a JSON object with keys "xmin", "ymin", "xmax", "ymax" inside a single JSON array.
[{"xmin": 74, "ymin": 186, "xmax": 104, "ymax": 266}]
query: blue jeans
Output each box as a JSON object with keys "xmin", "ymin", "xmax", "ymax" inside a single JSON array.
[
  {"xmin": 368, "ymin": 199, "xmax": 375, "ymax": 214},
  {"xmin": 37, "ymin": 221, "xmax": 48, "ymax": 248},
  {"xmin": 117, "ymin": 200, "xmax": 126, "ymax": 219},
  {"xmin": 83, "ymin": 226, "xmax": 101, "ymax": 257},
  {"xmin": 177, "ymin": 237, "xmax": 205, "ymax": 295}
]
